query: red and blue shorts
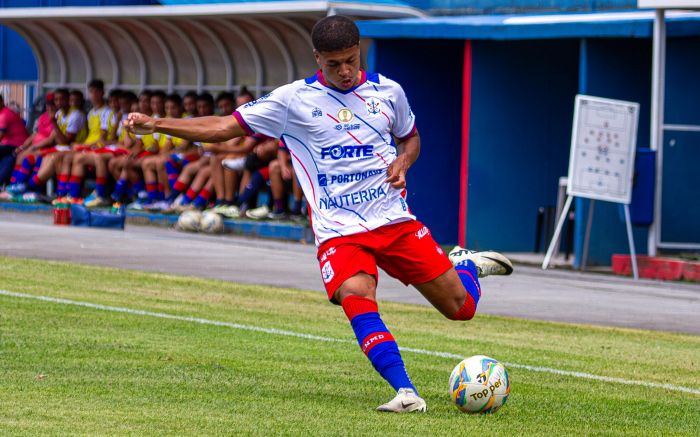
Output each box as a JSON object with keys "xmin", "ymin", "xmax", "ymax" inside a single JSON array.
[{"xmin": 316, "ymin": 219, "xmax": 453, "ymax": 303}]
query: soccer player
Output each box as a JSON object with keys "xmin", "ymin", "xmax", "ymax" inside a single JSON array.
[
  {"xmin": 69, "ymin": 80, "xmax": 115, "ymax": 203},
  {"xmin": 0, "ymin": 94, "xmax": 29, "ymax": 185},
  {"xmin": 126, "ymin": 16, "xmax": 513, "ymax": 413},
  {"xmin": 5, "ymin": 94, "xmax": 53, "ymax": 192}
]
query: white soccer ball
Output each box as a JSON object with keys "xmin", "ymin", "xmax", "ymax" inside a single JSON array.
[
  {"xmin": 449, "ymin": 355, "xmax": 510, "ymax": 414},
  {"xmin": 177, "ymin": 210, "xmax": 202, "ymax": 232},
  {"xmin": 200, "ymin": 211, "xmax": 224, "ymax": 234}
]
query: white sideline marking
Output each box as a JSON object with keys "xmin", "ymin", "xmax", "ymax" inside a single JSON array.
[{"xmin": 2, "ymin": 289, "xmax": 699, "ymax": 396}]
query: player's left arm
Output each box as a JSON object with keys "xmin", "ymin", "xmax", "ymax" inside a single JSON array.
[{"xmin": 386, "ymin": 131, "xmax": 420, "ymax": 189}]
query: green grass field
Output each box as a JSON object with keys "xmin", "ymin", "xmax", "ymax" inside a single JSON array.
[{"xmin": 1, "ymin": 257, "xmax": 699, "ymax": 436}]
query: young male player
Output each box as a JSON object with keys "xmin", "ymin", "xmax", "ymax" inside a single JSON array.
[{"xmin": 126, "ymin": 16, "xmax": 513, "ymax": 413}]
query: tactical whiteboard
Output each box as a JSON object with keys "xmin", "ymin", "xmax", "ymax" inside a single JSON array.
[{"xmin": 567, "ymin": 95, "xmax": 640, "ymax": 204}]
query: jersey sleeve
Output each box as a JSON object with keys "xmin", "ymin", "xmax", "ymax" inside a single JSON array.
[
  {"xmin": 388, "ymin": 80, "xmax": 417, "ymax": 140},
  {"xmin": 233, "ymin": 83, "xmax": 296, "ymax": 138},
  {"xmin": 100, "ymin": 109, "xmax": 112, "ymax": 131},
  {"xmin": 66, "ymin": 112, "xmax": 85, "ymax": 134}
]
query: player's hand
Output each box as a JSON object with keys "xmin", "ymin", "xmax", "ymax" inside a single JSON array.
[
  {"xmin": 386, "ymin": 155, "xmax": 409, "ymax": 189},
  {"xmin": 125, "ymin": 113, "xmax": 155, "ymax": 135}
]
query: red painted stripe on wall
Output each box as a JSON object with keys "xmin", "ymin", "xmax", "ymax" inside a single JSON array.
[{"xmin": 459, "ymin": 40, "xmax": 472, "ymax": 247}]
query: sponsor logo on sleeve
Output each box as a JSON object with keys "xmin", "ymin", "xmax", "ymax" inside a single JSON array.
[{"xmin": 243, "ymin": 92, "xmax": 272, "ymax": 108}]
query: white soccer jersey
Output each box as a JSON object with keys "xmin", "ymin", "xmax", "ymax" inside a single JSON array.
[{"xmin": 235, "ymin": 70, "xmax": 418, "ymax": 244}]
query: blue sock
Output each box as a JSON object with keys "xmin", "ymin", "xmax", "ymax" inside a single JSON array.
[
  {"xmin": 112, "ymin": 178, "xmax": 128, "ymax": 201},
  {"xmin": 165, "ymin": 157, "xmax": 180, "ymax": 189},
  {"xmin": 130, "ymin": 180, "xmax": 145, "ymax": 198},
  {"xmin": 237, "ymin": 171, "xmax": 265, "ymax": 207},
  {"xmin": 342, "ymin": 295, "xmax": 417, "ymax": 393},
  {"xmin": 69, "ymin": 176, "xmax": 82, "ymax": 198},
  {"xmin": 450, "ymin": 260, "xmax": 481, "ymax": 320}
]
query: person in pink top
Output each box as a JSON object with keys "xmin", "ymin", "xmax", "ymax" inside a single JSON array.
[
  {"xmin": 7, "ymin": 94, "xmax": 56, "ymax": 189},
  {"xmin": 0, "ymin": 94, "xmax": 29, "ymax": 184}
]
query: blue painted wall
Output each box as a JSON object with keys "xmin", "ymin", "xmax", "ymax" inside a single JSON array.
[
  {"xmin": 575, "ymin": 38, "xmax": 651, "ymax": 265},
  {"xmin": 466, "ymin": 39, "xmax": 579, "ymax": 251},
  {"xmin": 0, "ymin": 26, "xmax": 37, "ymax": 81},
  {"xmin": 660, "ymin": 36, "xmax": 700, "ymax": 245},
  {"xmin": 372, "ymin": 39, "xmax": 463, "ymax": 245}
]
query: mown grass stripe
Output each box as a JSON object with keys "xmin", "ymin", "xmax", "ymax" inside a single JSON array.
[{"xmin": 2, "ymin": 289, "xmax": 698, "ymax": 396}]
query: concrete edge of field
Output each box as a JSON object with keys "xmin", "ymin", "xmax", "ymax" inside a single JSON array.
[{"xmin": 0, "ymin": 200, "xmax": 314, "ymax": 244}]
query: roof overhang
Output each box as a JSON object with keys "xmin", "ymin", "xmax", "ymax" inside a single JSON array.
[
  {"xmin": 0, "ymin": 2, "xmax": 426, "ymax": 94},
  {"xmin": 357, "ymin": 9, "xmax": 700, "ymax": 40},
  {"xmin": 638, "ymin": 0, "xmax": 700, "ymax": 8},
  {"xmin": 0, "ymin": 1, "xmax": 427, "ymax": 20}
]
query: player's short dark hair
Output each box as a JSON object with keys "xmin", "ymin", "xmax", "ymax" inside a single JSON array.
[
  {"xmin": 196, "ymin": 92, "xmax": 214, "ymax": 106},
  {"xmin": 70, "ymin": 90, "xmax": 84, "ymax": 100},
  {"xmin": 238, "ymin": 86, "xmax": 255, "ymax": 101},
  {"xmin": 165, "ymin": 93, "xmax": 182, "ymax": 106},
  {"xmin": 88, "ymin": 79, "xmax": 104, "ymax": 91},
  {"xmin": 122, "ymin": 91, "xmax": 137, "ymax": 103},
  {"xmin": 183, "ymin": 90, "xmax": 198, "ymax": 100},
  {"xmin": 108, "ymin": 88, "xmax": 122, "ymax": 99},
  {"xmin": 151, "ymin": 90, "xmax": 166, "ymax": 100},
  {"xmin": 139, "ymin": 89, "xmax": 152, "ymax": 99},
  {"xmin": 311, "ymin": 15, "xmax": 360, "ymax": 53},
  {"xmin": 216, "ymin": 91, "xmax": 235, "ymax": 104},
  {"xmin": 55, "ymin": 88, "xmax": 69, "ymax": 97}
]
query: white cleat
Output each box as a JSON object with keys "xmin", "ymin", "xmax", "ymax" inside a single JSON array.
[
  {"xmin": 448, "ymin": 246, "xmax": 514, "ymax": 278},
  {"xmin": 376, "ymin": 388, "xmax": 427, "ymax": 413}
]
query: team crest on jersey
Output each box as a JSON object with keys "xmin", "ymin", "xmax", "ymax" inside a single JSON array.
[
  {"xmin": 366, "ymin": 97, "xmax": 381, "ymax": 115},
  {"xmin": 337, "ymin": 107, "xmax": 354, "ymax": 123},
  {"xmin": 312, "ymin": 107, "xmax": 323, "ymax": 118}
]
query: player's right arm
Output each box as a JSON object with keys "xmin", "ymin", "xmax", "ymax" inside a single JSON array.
[{"xmin": 125, "ymin": 113, "xmax": 246, "ymax": 144}]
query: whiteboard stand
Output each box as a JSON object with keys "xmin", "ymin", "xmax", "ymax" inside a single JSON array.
[
  {"xmin": 581, "ymin": 199, "xmax": 595, "ymax": 269},
  {"xmin": 623, "ymin": 203, "xmax": 639, "ymax": 280},
  {"xmin": 542, "ymin": 195, "xmax": 573, "ymax": 271},
  {"xmin": 542, "ymin": 196, "xmax": 639, "ymax": 280}
]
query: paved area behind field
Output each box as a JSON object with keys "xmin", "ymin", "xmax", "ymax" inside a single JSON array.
[{"xmin": 1, "ymin": 211, "xmax": 698, "ymax": 334}]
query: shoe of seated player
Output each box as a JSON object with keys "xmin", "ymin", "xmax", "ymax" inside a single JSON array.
[
  {"xmin": 127, "ymin": 200, "xmax": 145, "ymax": 211},
  {"xmin": 288, "ymin": 212, "xmax": 307, "ymax": 223},
  {"xmin": 448, "ymin": 246, "xmax": 514, "ymax": 278},
  {"xmin": 267, "ymin": 209, "xmax": 286, "ymax": 220},
  {"xmin": 217, "ymin": 205, "xmax": 240, "ymax": 218},
  {"xmin": 85, "ymin": 195, "xmax": 111, "ymax": 208},
  {"xmin": 245, "ymin": 205, "xmax": 270, "ymax": 220},
  {"xmin": 6, "ymin": 183, "xmax": 26, "ymax": 195},
  {"xmin": 144, "ymin": 200, "xmax": 171, "ymax": 211},
  {"xmin": 21, "ymin": 192, "xmax": 39, "ymax": 203},
  {"xmin": 0, "ymin": 191, "xmax": 14, "ymax": 201},
  {"xmin": 83, "ymin": 190, "xmax": 97, "ymax": 204},
  {"xmin": 376, "ymin": 388, "xmax": 427, "ymax": 413}
]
